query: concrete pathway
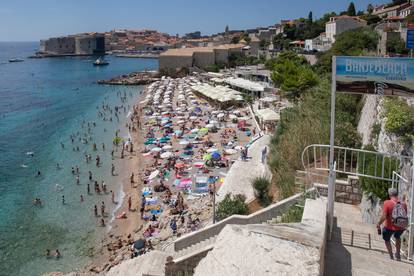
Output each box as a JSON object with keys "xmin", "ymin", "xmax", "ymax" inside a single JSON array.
[
  {"xmin": 216, "ymin": 135, "xmax": 271, "ymax": 203},
  {"xmin": 324, "ymin": 202, "xmax": 414, "ymax": 276}
]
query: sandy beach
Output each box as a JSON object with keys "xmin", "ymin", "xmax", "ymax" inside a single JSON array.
[{"xmin": 76, "ymin": 76, "xmax": 256, "ymax": 274}]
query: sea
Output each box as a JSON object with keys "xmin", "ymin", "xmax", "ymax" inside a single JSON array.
[{"xmin": 0, "ymin": 42, "xmax": 158, "ymax": 276}]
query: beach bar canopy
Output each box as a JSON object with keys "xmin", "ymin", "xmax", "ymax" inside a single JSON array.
[
  {"xmin": 191, "ymin": 84, "xmax": 243, "ymax": 106},
  {"xmin": 223, "ymin": 77, "xmax": 265, "ymax": 95},
  {"xmin": 256, "ymin": 108, "xmax": 280, "ymax": 122}
]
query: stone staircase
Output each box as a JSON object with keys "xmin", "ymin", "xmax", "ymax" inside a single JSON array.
[
  {"xmin": 163, "ymin": 191, "xmax": 311, "ymax": 274},
  {"xmin": 173, "ymin": 236, "xmax": 217, "ymax": 261},
  {"xmin": 325, "ymin": 202, "xmax": 414, "ymax": 276}
]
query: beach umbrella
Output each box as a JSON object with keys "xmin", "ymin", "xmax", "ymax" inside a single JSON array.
[
  {"xmin": 190, "ymin": 128, "xmax": 199, "ymax": 133},
  {"xmin": 160, "ymin": 151, "xmax": 173, "ymax": 159},
  {"xmin": 229, "ymin": 114, "xmax": 238, "ymax": 120},
  {"xmin": 209, "ymin": 120, "xmax": 218, "ymax": 124},
  {"xmin": 148, "ymin": 170, "xmax": 159, "ymax": 180},
  {"xmin": 225, "ymin": 148, "xmax": 237, "ymax": 155},
  {"xmin": 211, "ymin": 152, "xmax": 221, "ymax": 159},
  {"xmin": 203, "ymin": 154, "xmax": 212, "ymax": 161},
  {"xmin": 162, "ymin": 145, "xmax": 173, "ymax": 150},
  {"xmin": 199, "ymin": 128, "xmax": 209, "ymax": 133},
  {"xmin": 175, "ymin": 163, "xmax": 186, "ymax": 169},
  {"xmin": 205, "ymin": 124, "xmax": 214, "ymax": 129},
  {"xmin": 179, "ymin": 140, "xmax": 190, "ymax": 145},
  {"xmin": 207, "ymin": 148, "xmax": 218, "ymax": 153},
  {"xmin": 134, "ymin": 239, "xmax": 145, "ymax": 250},
  {"xmin": 194, "ymin": 161, "xmax": 205, "ymax": 168},
  {"xmin": 189, "ymin": 116, "xmax": 198, "ymax": 120},
  {"xmin": 151, "ymin": 147, "xmax": 162, "ymax": 152},
  {"xmin": 217, "ymin": 113, "xmax": 225, "ymax": 118}
]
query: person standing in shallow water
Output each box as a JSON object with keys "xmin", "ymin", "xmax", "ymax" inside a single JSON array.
[
  {"xmin": 111, "ymin": 190, "xmax": 115, "ymax": 203},
  {"xmin": 111, "ymin": 164, "xmax": 115, "ymax": 176}
]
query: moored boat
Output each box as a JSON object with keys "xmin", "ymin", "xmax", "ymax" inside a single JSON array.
[{"xmin": 93, "ymin": 58, "xmax": 109, "ymax": 66}]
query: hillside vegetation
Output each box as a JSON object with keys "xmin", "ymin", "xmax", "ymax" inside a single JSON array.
[{"xmin": 267, "ymin": 27, "xmax": 379, "ymax": 198}]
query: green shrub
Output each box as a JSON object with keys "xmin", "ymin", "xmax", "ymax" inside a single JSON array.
[
  {"xmin": 371, "ymin": 122, "xmax": 381, "ymax": 145},
  {"xmin": 383, "ymin": 99, "xmax": 414, "ymax": 143},
  {"xmin": 358, "ymin": 145, "xmax": 399, "ymax": 200},
  {"xmin": 252, "ymin": 177, "xmax": 273, "ymax": 206},
  {"xmin": 280, "ymin": 205, "xmax": 304, "ymax": 223},
  {"xmin": 216, "ymin": 193, "xmax": 248, "ymax": 221}
]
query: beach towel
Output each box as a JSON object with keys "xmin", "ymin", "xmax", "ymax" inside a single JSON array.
[
  {"xmin": 150, "ymin": 209, "xmax": 163, "ymax": 215},
  {"xmin": 145, "ymin": 197, "xmax": 158, "ymax": 205},
  {"xmin": 142, "ymin": 187, "xmax": 152, "ymax": 196}
]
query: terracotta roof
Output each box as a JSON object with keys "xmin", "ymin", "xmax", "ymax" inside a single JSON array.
[{"xmin": 160, "ymin": 44, "xmax": 243, "ymax": 57}]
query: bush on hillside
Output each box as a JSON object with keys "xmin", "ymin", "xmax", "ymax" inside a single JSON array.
[
  {"xmin": 359, "ymin": 145, "xmax": 399, "ymax": 200},
  {"xmin": 268, "ymin": 77, "xmax": 363, "ymax": 198},
  {"xmin": 317, "ymin": 27, "xmax": 379, "ymax": 72},
  {"xmin": 383, "ymin": 98, "xmax": 414, "ymax": 144},
  {"xmin": 216, "ymin": 193, "xmax": 248, "ymax": 221},
  {"xmin": 252, "ymin": 177, "xmax": 273, "ymax": 206}
]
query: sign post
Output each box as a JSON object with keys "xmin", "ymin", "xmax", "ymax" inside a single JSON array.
[
  {"xmin": 328, "ymin": 56, "xmax": 414, "ymax": 244},
  {"xmin": 327, "ymin": 57, "xmax": 337, "ymax": 238}
]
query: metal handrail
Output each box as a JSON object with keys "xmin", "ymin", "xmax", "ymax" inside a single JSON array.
[
  {"xmin": 301, "ymin": 144, "xmax": 411, "ymax": 182},
  {"xmin": 301, "ymin": 144, "xmax": 414, "ymax": 260}
]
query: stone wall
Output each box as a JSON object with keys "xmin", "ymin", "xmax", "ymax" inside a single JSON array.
[{"xmin": 316, "ymin": 176, "xmax": 362, "ymax": 205}]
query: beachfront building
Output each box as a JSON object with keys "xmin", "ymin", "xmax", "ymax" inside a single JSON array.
[
  {"xmin": 223, "ymin": 77, "xmax": 265, "ymax": 98},
  {"xmin": 39, "ymin": 33, "xmax": 105, "ymax": 56},
  {"xmin": 158, "ymin": 44, "xmax": 243, "ymax": 70},
  {"xmin": 325, "ymin": 15, "xmax": 367, "ymax": 43}
]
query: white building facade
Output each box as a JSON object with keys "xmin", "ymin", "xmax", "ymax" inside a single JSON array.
[{"xmin": 325, "ymin": 16, "xmax": 367, "ymax": 43}]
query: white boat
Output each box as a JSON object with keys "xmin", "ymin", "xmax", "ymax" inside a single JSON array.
[
  {"xmin": 93, "ymin": 58, "xmax": 109, "ymax": 66},
  {"xmin": 9, "ymin": 58, "xmax": 24, "ymax": 62}
]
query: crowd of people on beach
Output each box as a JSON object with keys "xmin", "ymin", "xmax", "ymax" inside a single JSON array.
[
  {"xmin": 121, "ymin": 76, "xmax": 256, "ymax": 258},
  {"xmin": 31, "ymin": 75, "xmax": 258, "ymax": 264}
]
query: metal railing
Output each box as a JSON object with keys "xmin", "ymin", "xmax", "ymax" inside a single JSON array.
[
  {"xmin": 301, "ymin": 144, "xmax": 414, "ymax": 260},
  {"xmin": 301, "ymin": 144, "xmax": 411, "ymax": 181}
]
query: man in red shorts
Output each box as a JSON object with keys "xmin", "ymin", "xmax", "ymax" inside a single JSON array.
[{"xmin": 376, "ymin": 188, "xmax": 408, "ymax": 261}]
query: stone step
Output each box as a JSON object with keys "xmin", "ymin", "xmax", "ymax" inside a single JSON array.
[{"xmin": 173, "ymin": 235, "xmax": 217, "ymax": 259}]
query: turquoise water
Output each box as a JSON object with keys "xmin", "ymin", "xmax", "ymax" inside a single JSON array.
[{"xmin": 0, "ymin": 42, "xmax": 158, "ymax": 276}]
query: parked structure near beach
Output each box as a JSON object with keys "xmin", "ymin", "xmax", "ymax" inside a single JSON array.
[
  {"xmin": 158, "ymin": 44, "xmax": 243, "ymax": 70},
  {"xmin": 39, "ymin": 33, "xmax": 105, "ymax": 56}
]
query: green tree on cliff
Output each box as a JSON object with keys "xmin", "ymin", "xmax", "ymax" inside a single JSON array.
[{"xmin": 347, "ymin": 2, "xmax": 356, "ymax": 16}]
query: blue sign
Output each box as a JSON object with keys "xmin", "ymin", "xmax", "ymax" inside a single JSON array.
[
  {"xmin": 407, "ymin": 29, "xmax": 414, "ymax": 49},
  {"xmin": 335, "ymin": 56, "xmax": 414, "ymax": 96}
]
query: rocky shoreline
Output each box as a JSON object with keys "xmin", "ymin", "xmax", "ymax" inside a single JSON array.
[{"xmin": 97, "ymin": 71, "xmax": 160, "ymax": 86}]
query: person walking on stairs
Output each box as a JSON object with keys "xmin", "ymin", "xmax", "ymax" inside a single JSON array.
[{"xmin": 377, "ymin": 188, "xmax": 408, "ymax": 261}]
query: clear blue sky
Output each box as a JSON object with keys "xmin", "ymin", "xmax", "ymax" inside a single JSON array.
[{"xmin": 0, "ymin": 0, "xmax": 388, "ymax": 41}]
